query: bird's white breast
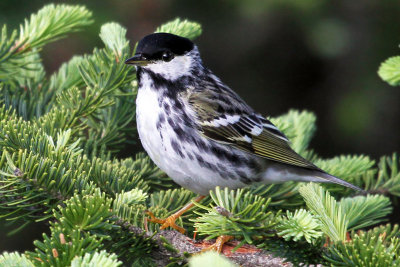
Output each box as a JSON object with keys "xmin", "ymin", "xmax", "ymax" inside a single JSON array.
[
  {"xmin": 136, "ymin": 74, "xmax": 191, "ymax": 185},
  {"xmin": 136, "ymin": 86, "xmax": 163, "ymax": 163},
  {"xmin": 136, "ymin": 85, "xmax": 201, "ymax": 192}
]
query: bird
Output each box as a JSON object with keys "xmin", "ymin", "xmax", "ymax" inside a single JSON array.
[{"xmin": 125, "ymin": 32, "xmax": 362, "ymax": 250}]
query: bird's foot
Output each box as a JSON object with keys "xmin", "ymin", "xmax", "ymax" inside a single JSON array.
[
  {"xmin": 201, "ymin": 235, "xmax": 234, "ymax": 253},
  {"xmin": 145, "ymin": 211, "xmax": 186, "ymax": 234}
]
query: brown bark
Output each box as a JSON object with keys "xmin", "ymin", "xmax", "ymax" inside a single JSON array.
[{"xmin": 126, "ymin": 224, "xmax": 293, "ymax": 266}]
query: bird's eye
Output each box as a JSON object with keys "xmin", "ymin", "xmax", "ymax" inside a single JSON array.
[{"xmin": 162, "ymin": 51, "xmax": 174, "ymax": 62}]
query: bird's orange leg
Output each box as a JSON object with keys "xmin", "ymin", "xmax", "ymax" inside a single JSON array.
[
  {"xmin": 146, "ymin": 195, "xmax": 205, "ymax": 234},
  {"xmin": 202, "ymin": 235, "xmax": 234, "ymax": 253}
]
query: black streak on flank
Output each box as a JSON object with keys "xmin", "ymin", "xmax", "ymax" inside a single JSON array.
[
  {"xmin": 246, "ymin": 159, "xmax": 262, "ymax": 174},
  {"xmin": 174, "ymin": 100, "xmax": 183, "ymax": 110},
  {"xmin": 156, "ymin": 113, "xmax": 166, "ymax": 130},
  {"xmin": 180, "ymin": 112, "xmax": 192, "ymax": 126},
  {"xmin": 195, "ymin": 153, "xmax": 205, "ymax": 166},
  {"xmin": 216, "ymin": 163, "xmax": 230, "ymax": 180},
  {"xmin": 173, "ymin": 125, "xmax": 189, "ymax": 142},
  {"xmin": 194, "ymin": 138, "xmax": 209, "ymax": 153},
  {"xmin": 158, "ymin": 96, "xmax": 163, "ymax": 107},
  {"xmin": 171, "ymin": 139, "xmax": 185, "ymax": 158},
  {"xmin": 209, "ymin": 144, "xmax": 244, "ymax": 167},
  {"xmin": 252, "ymin": 176, "xmax": 262, "ymax": 183},
  {"xmin": 163, "ymin": 102, "xmax": 171, "ymax": 115},
  {"xmin": 194, "ymin": 153, "xmax": 216, "ymax": 171},
  {"xmin": 237, "ymin": 170, "xmax": 251, "ymax": 184},
  {"xmin": 167, "ymin": 117, "xmax": 175, "ymax": 128},
  {"xmin": 227, "ymin": 153, "xmax": 242, "ymax": 166}
]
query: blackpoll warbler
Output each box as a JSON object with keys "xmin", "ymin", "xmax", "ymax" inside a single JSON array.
[{"xmin": 125, "ymin": 33, "xmax": 361, "ymax": 247}]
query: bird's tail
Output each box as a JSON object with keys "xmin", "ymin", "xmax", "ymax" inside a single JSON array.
[
  {"xmin": 261, "ymin": 163, "xmax": 364, "ymax": 192},
  {"xmin": 313, "ymin": 171, "xmax": 364, "ymax": 192}
]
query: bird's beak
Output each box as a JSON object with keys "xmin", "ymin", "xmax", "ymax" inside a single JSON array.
[{"xmin": 124, "ymin": 54, "xmax": 149, "ymax": 66}]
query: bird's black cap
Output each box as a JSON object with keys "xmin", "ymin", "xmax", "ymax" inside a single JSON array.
[{"xmin": 135, "ymin": 33, "xmax": 194, "ymax": 59}]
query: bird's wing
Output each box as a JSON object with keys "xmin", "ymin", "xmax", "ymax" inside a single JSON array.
[{"xmin": 186, "ymin": 88, "xmax": 317, "ymax": 169}]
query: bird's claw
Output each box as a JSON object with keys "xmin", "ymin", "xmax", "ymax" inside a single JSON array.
[
  {"xmin": 201, "ymin": 235, "xmax": 234, "ymax": 253},
  {"xmin": 145, "ymin": 211, "xmax": 186, "ymax": 234}
]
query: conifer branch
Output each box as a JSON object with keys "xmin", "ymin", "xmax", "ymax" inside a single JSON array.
[
  {"xmin": 299, "ymin": 183, "xmax": 348, "ymax": 242},
  {"xmin": 339, "ymin": 194, "xmax": 392, "ymax": 230},
  {"xmin": 71, "ymin": 251, "xmax": 122, "ymax": 267},
  {"xmin": 0, "ymin": 4, "xmax": 92, "ymax": 84},
  {"xmin": 0, "ymin": 252, "xmax": 34, "ymax": 267},
  {"xmin": 155, "ymin": 18, "xmax": 202, "ymax": 40},
  {"xmin": 18, "ymin": 4, "xmax": 92, "ymax": 51},
  {"xmin": 276, "ymin": 209, "xmax": 323, "ymax": 243},
  {"xmin": 192, "ymin": 187, "xmax": 279, "ymax": 247},
  {"xmin": 363, "ymin": 153, "xmax": 400, "ymax": 197},
  {"xmin": 324, "ymin": 224, "xmax": 400, "ymax": 265}
]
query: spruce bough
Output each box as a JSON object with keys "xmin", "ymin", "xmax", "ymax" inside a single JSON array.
[{"xmin": 0, "ymin": 4, "xmax": 399, "ymax": 266}]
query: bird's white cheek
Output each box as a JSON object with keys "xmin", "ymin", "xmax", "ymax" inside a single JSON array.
[{"xmin": 145, "ymin": 56, "xmax": 192, "ymax": 80}]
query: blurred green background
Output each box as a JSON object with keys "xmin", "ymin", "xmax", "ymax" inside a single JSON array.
[{"xmin": 0, "ymin": 0, "xmax": 399, "ymax": 251}]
